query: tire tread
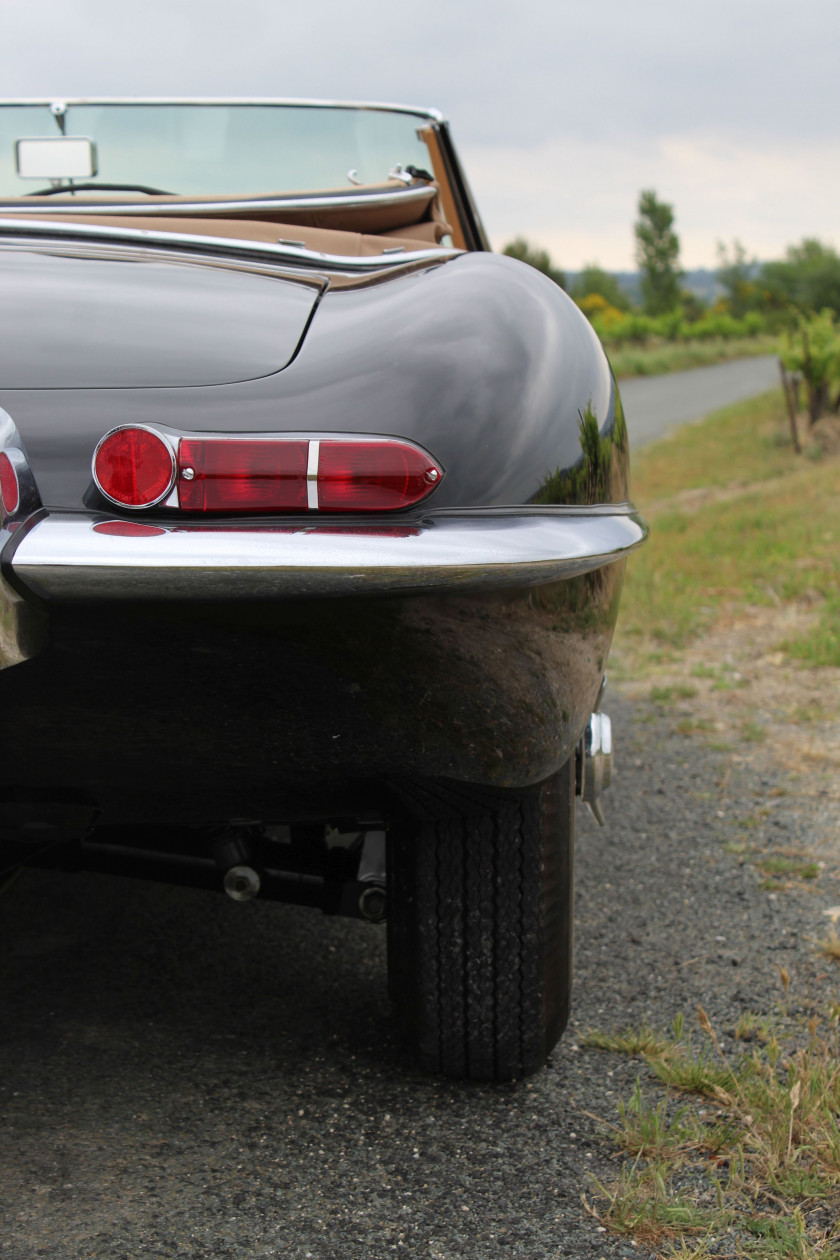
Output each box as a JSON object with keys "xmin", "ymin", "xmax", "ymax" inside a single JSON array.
[{"xmin": 387, "ymin": 761, "xmax": 574, "ymax": 1081}]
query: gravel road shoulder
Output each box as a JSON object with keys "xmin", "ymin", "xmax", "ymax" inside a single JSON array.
[{"xmin": 1, "ymin": 690, "xmax": 838, "ymax": 1260}]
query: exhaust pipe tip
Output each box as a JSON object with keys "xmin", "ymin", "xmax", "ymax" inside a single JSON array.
[
  {"xmin": 581, "ymin": 711, "xmax": 613, "ymax": 826},
  {"xmin": 224, "ymin": 864, "xmax": 261, "ymax": 902}
]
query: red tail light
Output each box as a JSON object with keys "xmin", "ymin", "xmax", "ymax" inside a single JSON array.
[
  {"xmin": 316, "ymin": 440, "xmax": 439, "ymax": 511},
  {"xmin": 93, "ymin": 430, "xmax": 443, "ymax": 514},
  {"xmin": 93, "ymin": 427, "xmax": 175, "ymax": 508},
  {"xmin": 0, "ymin": 451, "xmax": 19, "ymax": 518},
  {"xmin": 178, "ymin": 439, "xmax": 309, "ymax": 513}
]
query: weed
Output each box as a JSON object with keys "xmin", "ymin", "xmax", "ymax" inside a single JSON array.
[
  {"xmin": 587, "ymin": 1163, "xmax": 719, "ymax": 1244},
  {"xmin": 615, "ymin": 1081, "xmax": 698, "ymax": 1159},
  {"xmin": 677, "ymin": 718, "xmax": 714, "ymax": 735},
  {"xmin": 782, "ymin": 592, "xmax": 840, "ymax": 668},
  {"xmin": 586, "ymin": 994, "xmax": 840, "ymax": 1258},
  {"xmin": 651, "ymin": 684, "xmax": 698, "ymax": 703},
  {"xmin": 581, "ymin": 1025, "xmax": 670, "ymax": 1056},
  {"xmin": 789, "ymin": 702, "xmax": 834, "ymax": 725},
  {"xmin": 711, "ymin": 674, "xmax": 750, "ymax": 692},
  {"xmin": 723, "ymin": 840, "xmax": 757, "ymax": 856},
  {"xmin": 755, "ymin": 856, "xmax": 820, "ymax": 882},
  {"xmin": 817, "ymin": 931, "xmax": 840, "ymax": 962},
  {"xmin": 734, "ymin": 1012, "xmax": 773, "ymax": 1042},
  {"xmin": 741, "ymin": 720, "xmax": 768, "ymax": 743}
]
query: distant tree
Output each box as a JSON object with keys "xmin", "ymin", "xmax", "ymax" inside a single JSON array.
[
  {"xmin": 679, "ymin": 289, "xmax": 707, "ymax": 323},
  {"xmin": 761, "ymin": 238, "xmax": 840, "ymax": 316},
  {"xmin": 716, "ymin": 239, "xmax": 761, "ymax": 317},
  {"xmin": 502, "ymin": 237, "xmax": 566, "ymax": 289},
  {"xmin": 570, "ymin": 264, "xmax": 631, "ymax": 311},
  {"xmin": 634, "ymin": 190, "xmax": 681, "ymax": 315}
]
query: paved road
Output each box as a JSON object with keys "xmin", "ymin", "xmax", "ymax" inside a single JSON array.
[{"xmin": 620, "ymin": 354, "xmax": 779, "ymax": 447}]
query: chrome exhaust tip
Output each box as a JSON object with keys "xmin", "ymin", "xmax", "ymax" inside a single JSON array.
[{"xmin": 581, "ymin": 711, "xmax": 613, "ymax": 826}]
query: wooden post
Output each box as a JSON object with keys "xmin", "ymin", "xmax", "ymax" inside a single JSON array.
[{"xmin": 779, "ymin": 359, "xmax": 802, "ymax": 453}]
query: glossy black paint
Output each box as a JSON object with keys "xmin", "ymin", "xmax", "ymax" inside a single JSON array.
[
  {"xmin": 0, "ymin": 245, "xmax": 323, "ymax": 387},
  {"xmin": 0, "ymin": 560, "xmax": 622, "ymax": 829},
  {"xmin": 0, "ymin": 244, "xmax": 627, "ymax": 513}
]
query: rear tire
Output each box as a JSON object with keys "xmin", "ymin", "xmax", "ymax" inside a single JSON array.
[{"xmin": 387, "ymin": 759, "xmax": 574, "ymax": 1081}]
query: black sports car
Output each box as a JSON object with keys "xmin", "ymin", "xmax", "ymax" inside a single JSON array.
[{"xmin": 0, "ymin": 98, "xmax": 647, "ymax": 1081}]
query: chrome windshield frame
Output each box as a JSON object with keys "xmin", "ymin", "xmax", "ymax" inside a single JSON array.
[
  {"xmin": 0, "ymin": 98, "xmax": 447, "ymax": 123},
  {"xmin": 0, "ymin": 217, "xmax": 462, "ymax": 273}
]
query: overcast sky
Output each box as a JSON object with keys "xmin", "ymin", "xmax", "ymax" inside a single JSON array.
[{"xmin": 6, "ymin": 0, "xmax": 839, "ymax": 270}]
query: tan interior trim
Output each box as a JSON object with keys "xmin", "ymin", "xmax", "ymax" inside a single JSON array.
[
  {"xmin": 418, "ymin": 126, "xmax": 466, "ymax": 251},
  {"xmin": 0, "ymin": 212, "xmax": 446, "ymax": 258}
]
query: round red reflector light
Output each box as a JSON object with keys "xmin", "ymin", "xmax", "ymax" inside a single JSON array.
[
  {"xmin": 0, "ymin": 452, "xmax": 20, "ymax": 517},
  {"xmin": 93, "ymin": 427, "xmax": 175, "ymax": 508}
]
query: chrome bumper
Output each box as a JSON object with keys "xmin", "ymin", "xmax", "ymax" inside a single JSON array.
[{"xmin": 6, "ymin": 508, "xmax": 647, "ymax": 602}]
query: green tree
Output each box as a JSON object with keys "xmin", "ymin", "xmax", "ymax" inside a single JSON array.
[
  {"xmin": 502, "ymin": 236, "xmax": 566, "ymax": 289},
  {"xmin": 761, "ymin": 239, "xmax": 840, "ymax": 316},
  {"xmin": 634, "ymin": 190, "xmax": 681, "ymax": 315},
  {"xmin": 570, "ymin": 264, "xmax": 631, "ymax": 311},
  {"xmin": 716, "ymin": 239, "xmax": 760, "ymax": 317}
]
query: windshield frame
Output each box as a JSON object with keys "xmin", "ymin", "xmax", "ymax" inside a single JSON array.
[{"xmin": 0, "ymin": 97, "xmax": 446, "ymax": 121}]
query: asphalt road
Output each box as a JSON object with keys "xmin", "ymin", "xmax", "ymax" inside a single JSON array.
[{"xmin": 620, "ymin": 354, "xmax": 779, "ymax": 447}]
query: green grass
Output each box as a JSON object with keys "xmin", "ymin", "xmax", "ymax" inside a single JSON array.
[
  {"xmin": 586, "ymin": 998, "xmax": 840, "ymax": 1257},
  {"xmin": 782, "ymin": 592, "xmax": 840, "ymax": 668},
  {"xmin": 615, "ymin": 390, "xmax": 840, "ymax": 663},
  {"xmin": 650, "ymin": 684, "xmax": 698, "ymax": 703},
  {"xmin": 611, "ymin": 335, "xmax": 778, "ymax": 379},
  {"xmin": 756, "ymin": 856, "xmax": 820, "ymax": 892},
  {"xmin": 582, "ymin": 1025, "xmax": 673, "ymax": 1056}
]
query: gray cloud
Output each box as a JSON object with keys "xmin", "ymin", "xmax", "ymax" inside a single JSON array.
[{"xmin": 6, "ymin": 0, "xmax": 840, "ymax": 143}]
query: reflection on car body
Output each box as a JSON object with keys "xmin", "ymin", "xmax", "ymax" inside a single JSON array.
[{"xmin": 0, "ymin": 98, "xmax": 647, "ymax": 1080}]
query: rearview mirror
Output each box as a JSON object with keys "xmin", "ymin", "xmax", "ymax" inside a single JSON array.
[{"xmin": 15, "ymin": 137, "xmax": 98, "ymax": 180}]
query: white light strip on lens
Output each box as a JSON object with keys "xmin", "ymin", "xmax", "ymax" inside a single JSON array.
[{"xmin": 306, "ymin": 440, "xmax": 320, "ymax": 511}]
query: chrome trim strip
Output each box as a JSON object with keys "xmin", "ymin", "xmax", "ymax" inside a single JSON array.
[
  {"xmin": 306, "ymin": 441, "xmax": 320, "ymax": 512},
  {"xmin": 0, "ymin": 183, "xmax": 435, "ymax": 217},
  {"xmin": 0, "ymin": 218, "xmax": 461, "ymax": 272},
  {"xmin": 9, "ymin": 510, "xmax": 648, "ymax": 602},
  {"xmin": 0, "ymin": 98, "xmax": 446, "ymax": 123}
]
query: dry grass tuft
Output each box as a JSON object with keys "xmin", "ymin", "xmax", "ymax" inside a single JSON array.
[
  {"xmin": 817, "ymin": 931, "xmax": 840, "ymax": 963},
  {"xmin": 585, "ymin": 993, "xmax": 840, "ymax": 1257}
]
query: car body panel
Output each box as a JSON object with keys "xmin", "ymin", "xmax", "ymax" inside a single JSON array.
[
  {"xmin": 0, "ymin": 242, "xmax": 324, "ymax": 387},
  {"xmin": 1, "ymin": 249, "xmax": 625, "ymax": 513}
]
